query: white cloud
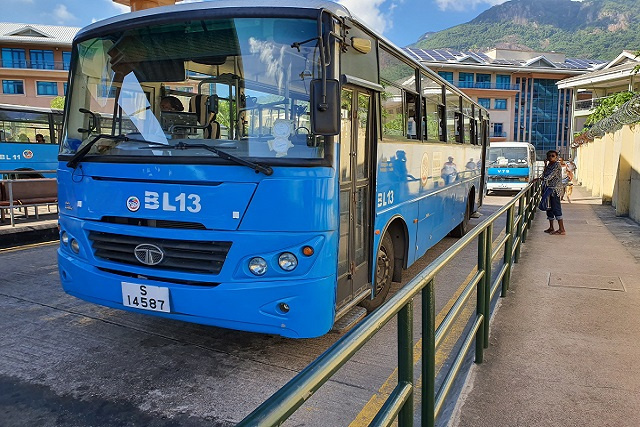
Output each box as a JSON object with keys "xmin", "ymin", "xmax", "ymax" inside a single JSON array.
[
  {"xmin": 107, "ymin": 0, "xmax": 130, "ymax": 13},
  {"xmin": 435, "ymin": 0, "xmax": 508, "ymax": 12},
  {"xmin": 53, "ymin": 4, "xmax": 76, "ymax": 23},
  {"xmin": 337, "ymin": 0, "xmax": 396, "ymax": 34}
]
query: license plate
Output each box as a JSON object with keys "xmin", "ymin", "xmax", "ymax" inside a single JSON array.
[{"xmin": 121, "ymin": 282, "xmax": 170, "ymax": 313}]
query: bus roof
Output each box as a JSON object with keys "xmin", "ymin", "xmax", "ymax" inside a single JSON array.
[
  {"xmin": 0, "ymin": 103, "xmax": 62, "ymax": 114},
  {"xmin": 76, "ymin": 0, "xmax": 350, "ymax": 42}
]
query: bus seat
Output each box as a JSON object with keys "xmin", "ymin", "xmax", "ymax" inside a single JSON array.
[{"xmin": 190, "ymin": 95, "xmax": 220, "ymax": 139}]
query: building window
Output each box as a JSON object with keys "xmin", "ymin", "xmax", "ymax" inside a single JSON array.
[
  {"xmin": 438, "ymin": 71, "xmax": 454, "ymax": 84},
  {"xmin": 99, "ymin": 84, "xmax": 117, "ymax": 98},
  {"xmin": 492, "ymin": 122, "xmax": 504, "ymax": 137},
  {"xmin": 496, "ymin": 74, "xmax": 511, "ymax": 89},
  {"xmin": 1, "ymin": 48, "xmax": 26, "ymax": 68},
  {"xmin": 63, "ymin": 82, "xmax": 68, "ymax": 95},
  {"xmin": 478, "ymin": 98, "xmax": 490, "ymax": 109},
  {"xmin": 30, "ymin": 49, "xmax": 55, "ymax": 69},
  {"xmin": 36, "ymin": 81, "xmax": 58, "ymax": 96},
  {"xmin": 62, "ymin": 52, "xmax": 72, "ymax": 71},
  {"xmin": 494, "ymin": 99, "xmax": 507, "ymax": 110},
  {"xmin": 458, "ymin": 72, "xmax": 474, "ymax": 88},
  {"xmin": 2, "ymin": 80, "xmax": 25, "ymax": 94},
  {"xmin": 476, "ymin": 73, "xmax": 491, "ymax": 88}
]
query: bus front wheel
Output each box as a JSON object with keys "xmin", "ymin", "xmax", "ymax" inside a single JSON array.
[{"xmin": 360, "ymin": 233, "xmax": 394, "ymax": 313}]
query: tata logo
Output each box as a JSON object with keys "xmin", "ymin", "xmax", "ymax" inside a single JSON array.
[
  {"xmin": 126, "ymin": 196, "xmax": 141, "ymax": 212},
  {"xmin": 134, "ymin": 244, "xmax": 164, "ymax": 266}
]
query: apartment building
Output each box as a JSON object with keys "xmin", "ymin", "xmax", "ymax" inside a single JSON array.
[
  {"xmin": 558, "ymin": 50, "xmax": 640, "ymax": 139},
  {"xmin": 0, "ymin": 23, "xmax": 79, "ymax": 109},
  {"xmin": 405, "ymin": 47, "xmax": 606, "ymax": 158}
]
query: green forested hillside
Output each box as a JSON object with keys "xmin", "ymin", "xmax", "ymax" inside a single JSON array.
[{"xmin": 414, "ymin": 0, "xmax": 640, "ymax": 60}]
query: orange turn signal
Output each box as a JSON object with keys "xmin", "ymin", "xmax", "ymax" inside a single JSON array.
[{"xmin": 302, "ymin": 246, "xmax": 314, "ymax": 256}]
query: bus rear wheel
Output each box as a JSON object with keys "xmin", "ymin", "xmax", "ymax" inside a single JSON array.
[
  {"xmin": 360, "ymin": 233, "xmax": 394, "ymax": 313},
  {"xmin": 450, "ymin": 197, "xmax": 472, "ymax": 238}
]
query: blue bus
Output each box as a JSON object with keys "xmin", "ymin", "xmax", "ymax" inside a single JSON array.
[
  {"xmin": 486, "ymin": 141, "xmax": 536, "ymax": 194},
  {"xmin": 0, "ymin": 104, "xmax": 62, "ymax": 176},
  {"xmin": 57, "ymin": 0, "xmax": 489, "ymax": 338}
]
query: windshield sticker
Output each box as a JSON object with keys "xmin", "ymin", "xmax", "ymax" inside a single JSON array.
[{"xmin": 118, "ymin": 72, "xmax": 168, "ymax": 145}]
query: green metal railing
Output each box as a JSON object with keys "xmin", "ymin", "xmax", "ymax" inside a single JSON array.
[{"xmin": 238, "ymin": 181, "xmax": 542, "ymax": 427}]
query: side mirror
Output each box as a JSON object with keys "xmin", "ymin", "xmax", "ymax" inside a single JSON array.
[
  {"xmin": 310, "ymin": 79, "xmax": 340, "ymax": 136},
  {"xmin": 207, "ymin": 95, "xmax": 219, "ymax": 115}
]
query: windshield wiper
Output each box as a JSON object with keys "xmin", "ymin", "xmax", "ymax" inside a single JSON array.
[
  {"xmin": 66, "ymin": 134, "xmax": 149, "ymax": 169},
  {"xmin": 142, "ymin": 142, "xmax": 274, "ymax": 176}
]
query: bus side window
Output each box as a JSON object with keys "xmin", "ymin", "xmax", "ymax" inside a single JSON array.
[
  {"xmin": 445, "ymin": 89, "xmax": 459, "ymax": 143},
  {"xmin": 405, "ymin": 91, "xmax": 418, "ymax": 140},
  {"xmin": 420, "ymin": 73, "xmax": 443, "ymax": 142},
  {"xmin": 381, "ymin": 84, "xmax": 405, "ymax": 142}
]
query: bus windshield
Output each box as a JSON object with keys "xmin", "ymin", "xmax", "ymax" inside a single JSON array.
[
  {"xmin": 488, "ymin": 147, "xmax": 529, "ymax": 167},
  {"xmin": 62, "ymin": 17, "xmax": 325, "ymax": 162}
]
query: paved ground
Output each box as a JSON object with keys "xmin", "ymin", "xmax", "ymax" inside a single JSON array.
[
  {"xmin": 0, "ymin": 196, "xmax": 511, "ymax": 427},
  {"xmin": 452, "ymin": 186, "xmax": 640, "ymax": 426}
]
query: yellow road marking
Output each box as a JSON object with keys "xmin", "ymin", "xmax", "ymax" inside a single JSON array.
[
  {"xmin": 349, "ymin": 231, "xmax": 504, "ymax": 426},
  {"xmin": 0, "ymin": 240, "xmax": 58, "ymax": 254}
]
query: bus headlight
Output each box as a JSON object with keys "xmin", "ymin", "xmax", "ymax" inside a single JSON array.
[
  {"xmin": 278, "ymin": 252, "xmax": 298, "ymax": 271},
  {"xmin": 249, "ymin": 257, "xmax": 268, "ymax": 276},
  {"xmin": 61, "ymin": 231, "xmax": 69, "ymax": 245},
  {"xmin": 70, "ymin": 239, "xmax": 80, "ymax": 254}
]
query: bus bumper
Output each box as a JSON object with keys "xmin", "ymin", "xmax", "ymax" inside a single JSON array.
[
  {"xmin": 486, "ymin": 181, "xmax": 528, "ymax": 192},
  {"xmin": 58, "ymin": 251, "xmax": 336, "ymax": 338}
]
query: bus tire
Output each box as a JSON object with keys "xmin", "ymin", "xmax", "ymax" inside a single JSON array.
[
  {"xmin": 450, "ymin": 197, "xmax": 471, "ymax": 238},
  {"xmin": 360, "ymin": 233, "xmax": 394, "ymax": 313}
]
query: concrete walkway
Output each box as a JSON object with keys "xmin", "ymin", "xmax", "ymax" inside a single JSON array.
[{"xmin": 452, "ymin": 185, "xmax": 640, "ymax": 426}]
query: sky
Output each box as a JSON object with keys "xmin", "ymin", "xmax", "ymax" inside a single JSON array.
[{"xmin": 4, "ymin": 0, "xmax": 510, "ymax": 47}]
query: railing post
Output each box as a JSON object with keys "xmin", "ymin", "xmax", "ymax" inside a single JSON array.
[
  {"xmin": 422, "ymin": 280, "xmax": 435, "ymax": 427},
  {"xmin": 502, "ymin": 206, "xmax": 515, "ymax": 297},
  {"xmin": 8, "ymin": 179, "xmax": 15, "ymax": 227},
  {"xmin": 475, "ymin": 230, "xmax": 486, "ymax": 363},
  {"xmin": 529, "ymin": 185, "xmax": 537, "ymax": 221},
  {"xmin": 514, "ymin": 197, "xmax": 525, "ymax": 263},
  {"xmin": 483, "ymin": 223, "xmax": 492, "ymax": 349},
  {"xmin": 398, "ymin": 300, "xmax": 414, "ymax": 427}
]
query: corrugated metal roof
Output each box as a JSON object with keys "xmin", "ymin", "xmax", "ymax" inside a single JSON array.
[{"xmin": 0, "ymin": 22, "xmax": 79, "ymax": 46}]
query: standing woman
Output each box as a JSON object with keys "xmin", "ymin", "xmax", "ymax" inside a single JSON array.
[{"xmin": 542, "ymin": 150, "xmax": 566, "ymax": 235}]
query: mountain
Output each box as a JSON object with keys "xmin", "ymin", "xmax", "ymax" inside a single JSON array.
[{"xmin": 413, "ymin": 0, "xmax": 640, "ymax": 61}]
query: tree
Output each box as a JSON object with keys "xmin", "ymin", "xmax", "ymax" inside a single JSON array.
[{"xmin": 50, "ymin": 96, "xmax": 65, "ymax": 110}]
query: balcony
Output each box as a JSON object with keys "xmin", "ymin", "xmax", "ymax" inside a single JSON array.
[
  {"xmin": 0, "ymin": 60, "xmax": 70, "ymax": 71},
  {"xmin": 453, "ymin": 81, "xmax": 520, "ymax": 91},
  {"xmin": 490, "ymin": 132, "xmax": 507, "ymax": 138},
  {"xmin": 575, "ymin": 95, "xmax": 613, "ymax": 112}
]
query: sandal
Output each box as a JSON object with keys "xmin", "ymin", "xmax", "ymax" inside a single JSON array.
[
  {"xmin": 551, "ymin": 230, "xmax": 566, "ymax": 235},
  {"xmin": 543, "ymin": 228, "xmax": 554, "ymax": 233}
]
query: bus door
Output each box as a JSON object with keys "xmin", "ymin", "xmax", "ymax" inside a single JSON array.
[{"xmin": 336, "ymin": 87, "xmax": 373, "ymax": 311}]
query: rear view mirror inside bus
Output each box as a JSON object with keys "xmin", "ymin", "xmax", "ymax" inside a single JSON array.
[{"xmin": 310, "ymin": 79, "xmax": 339, "ymax": 136}]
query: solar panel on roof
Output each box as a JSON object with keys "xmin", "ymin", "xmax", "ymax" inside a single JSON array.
[{"xmin": 427, "ymin": 50, "xmax": 446, "ymax": 61}]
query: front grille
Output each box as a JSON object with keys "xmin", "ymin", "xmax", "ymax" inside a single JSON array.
[
  {"xmin": 97, "ymin": 267, "xmax": 220, "ymax": 287},
  {"xmin": 101, "ymin": 216, "xmax": 206, "ymax": 230},
  {"xmin": 88, "ymin": 231, "xmax": 232, "ymax": 274}
]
